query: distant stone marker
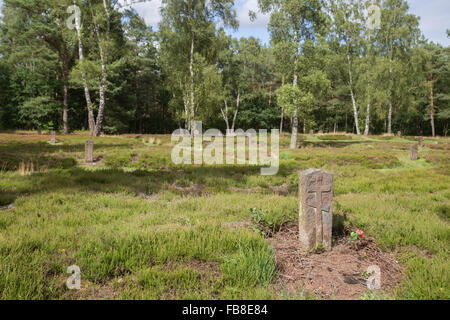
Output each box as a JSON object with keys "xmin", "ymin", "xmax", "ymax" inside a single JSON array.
[
  {"xmin": 50, "ymin": 131, "xmax": 56, "ymax": 144},
  {"xmin": 298, "ymin": 169, "xmax": 333, "ymax": 251},
  {"xmin": 410, "ymin": 144, "xmax": 418, "ymax": 161},
  {"xmin": 85, "ymin": 140, "xmax": 94, "ymax": 163},
  {"xmin": 418, "ymin": 136, "xmax": 423, "ymax": 148},
  {"xmin": 397, "ymin": 131, "xmax": 402, "ymax": 137}
]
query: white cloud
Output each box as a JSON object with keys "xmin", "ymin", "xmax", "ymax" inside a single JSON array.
[
  {"xmin": 235, "ymin": 0, "xmax": 270, "ymax": 28},
  {"xmin": 408, "ymin": 0, "xmax": 450, "ymax": 45},
  {"xmin": 126, "ymin": 0, "xmax": 272, "ymax": 30},
  {"xmin": 118, "ymin": 0, "xmax": 162, "ymax": 26}
]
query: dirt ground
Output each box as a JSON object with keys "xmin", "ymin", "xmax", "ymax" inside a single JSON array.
[{"xmin": 271, "ymin": 224, "xmax": 403, "ymax": 300}]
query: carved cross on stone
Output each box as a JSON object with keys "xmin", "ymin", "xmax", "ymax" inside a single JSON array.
[
  {"xmin": 299, "ymin": 169, "xmax": 333, "ymax": 251},
  {"xmin": 85, "ymin": 140, "xmax": 94, "ymax": 163}
]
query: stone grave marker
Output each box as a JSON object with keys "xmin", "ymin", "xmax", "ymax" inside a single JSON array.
[
  {"xmin": 418, "ymin": 136, "xmax": 423, "ymax": 148},
  {"xmin": 298, "ymin": 169, "xmax": 333, "ymax": 251},
  {"xmin": 50, "ymin": 131, "xmax": 56, "ymax": 144},
  {"xmin": 397, "ymin": 131, "xmax": 402, "ymax": 137},
  {"xmin": 410, "ymin": 144, "xmax": 418, "ymax": 161},
  {"xmin": 85, "ymin": 140, "xmax": 94, "ymax": 163}
]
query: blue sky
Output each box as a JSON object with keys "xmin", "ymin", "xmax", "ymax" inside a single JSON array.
[
  {"xmin": 125, "ymin": 0, "xmax": 450, "ymax": 46},
  {"xmin": 0, "ymin": 0, "xmax": 448, "ymax": 45}
]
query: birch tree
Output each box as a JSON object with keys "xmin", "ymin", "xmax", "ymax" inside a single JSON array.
[
  {"xmin": 378, "ymin": 0, "xmax": 420, "ymax": 134},
  {"xmin": 257, "ymin": 0, "xmax": 326, "ymax": 148},
  {"xmin": 160, "ymin": 0, "xmax": 237, "ymax": 132}
]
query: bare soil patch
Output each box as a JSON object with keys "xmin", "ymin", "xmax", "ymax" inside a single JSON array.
[
  {"xmin": 55, "ymin": 274, "xmax": 120, "ymax": 300},
  {"xmin": 271, "ymin": 224, "xmax": 403, "ymax": 300},
  {"xmin": 170, "ymin": 182, "xmax": 204, "ymax": 196},
  {"xmin": 269, "ymin": 183, "xmax": 289, "ymax": 196},
  {"xmin": 165, "ymin": 258, "xmax": 221, "ymax": 278},
  {"xmin": 428, "ymin": 144, "xmax": 450, "ymax": 150},
  {"xmin": 82, "ymin": 282, "xmax": 119, "ymax": 300}
]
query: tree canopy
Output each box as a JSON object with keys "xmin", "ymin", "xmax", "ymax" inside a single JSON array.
[{"xmin": 0, "ymin": 0, "xmax": 448, "ymax": 137}]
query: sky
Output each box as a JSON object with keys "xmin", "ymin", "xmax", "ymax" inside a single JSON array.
[
  {"xmin": 0, "ymin": 0, "xmax": 448, "ymax": 45},
  {"xmin": 121, "ymin": 0, "xmax": 450, "ymax": 46}
]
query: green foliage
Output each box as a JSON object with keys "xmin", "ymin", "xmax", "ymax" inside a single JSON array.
[
  {"xmin": 249, "ymin": 207, "xmax": 289, "ymax": 236},
  {"xmin": 0, "ymin": 0, "xmax": 447, "ymax": 136},
  {"xmin": 277, "ymin": 84, "xmax": 313, "ymax": 118},
  {"xmin": 18, "ymin": 97, "xmax": 61, "ymax": 130}
]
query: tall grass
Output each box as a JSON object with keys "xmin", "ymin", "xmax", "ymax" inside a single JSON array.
[{"xmin": 0, "ymin": 132, "xmax": 448, "ymax": 299}]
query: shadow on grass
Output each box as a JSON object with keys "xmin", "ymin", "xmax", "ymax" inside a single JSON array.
[
  {"xmin": 0, "ymin": 192, "xmax": 16, "ymax": 207},
  {"xmin": 0, "ymin": 143, "xmax": 132, "ymax": 171},
  {"xmin": 3, "ymin": 161, "xmax": 299, "ymax": 200},
  {"xmin": 300, "ymin": 141, "xmax": 369, "ymax": 148},
  {"xmin": 0, "ymin": 142, "xmax": 131, "ymax": 155}
]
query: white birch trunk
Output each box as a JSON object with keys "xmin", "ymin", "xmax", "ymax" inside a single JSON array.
[
  {"xmin": 347, "ymin": 53, "xmax": 361, "ymax": 135},
  {"xmin": 290, "ymin": 29, "xmax": 299, "ymax": 149},
  {"xmin": 387, "ymin": 57, "xmax": 393, "ymax": 135},
  {"xmin": 74, "ymin": 11, "xmax": 95, "ymax": 135},
  {"xmin": 231, "ymin": 89, "xmax": 240, "ymax": 131},
  {"xmin": 189, "ymin": 37, "xmax": 195, "ymax": 133}
]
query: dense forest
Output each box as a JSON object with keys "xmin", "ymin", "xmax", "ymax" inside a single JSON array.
[{"xmin": 0, "ymin": 0, "xmax": 448, "ymax": 140}]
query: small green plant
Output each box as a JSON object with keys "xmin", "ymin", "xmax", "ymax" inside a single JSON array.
[
  {"xmin": 42, "ymin": 121, "xmax": 55, "ymax": 132},
  {"xmin": 279, "ymin": 152, "xmax": 294, "ymax": 160},
  {"xmin": 362, "ymin": 269, "xmax": 373, "ymax": 279},
  {"xmin": 313, "ymin": 243, "xmax": 324, "ymax": 253},
  {"xmin": 249, "ymin": 207, "xmax": 288, "ymax": 237}
]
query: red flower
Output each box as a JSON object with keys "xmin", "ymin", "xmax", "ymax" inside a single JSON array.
[{"xmin": 356, "ymin": 229, "xmax": 364, "ymax": 238}]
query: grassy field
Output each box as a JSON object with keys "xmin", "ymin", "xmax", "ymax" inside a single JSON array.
[{"xmin": 0, "ymin": 132, "xmax": 448, "ymax": 300}]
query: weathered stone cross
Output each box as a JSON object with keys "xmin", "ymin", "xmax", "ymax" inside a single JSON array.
[
  {"xmin": 299, "ymin": 169, "xmax": 334, "ymax": 251},
  {"xmin": 307, "ymin": 175, "xmax": 332, "ymax": 244}
]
